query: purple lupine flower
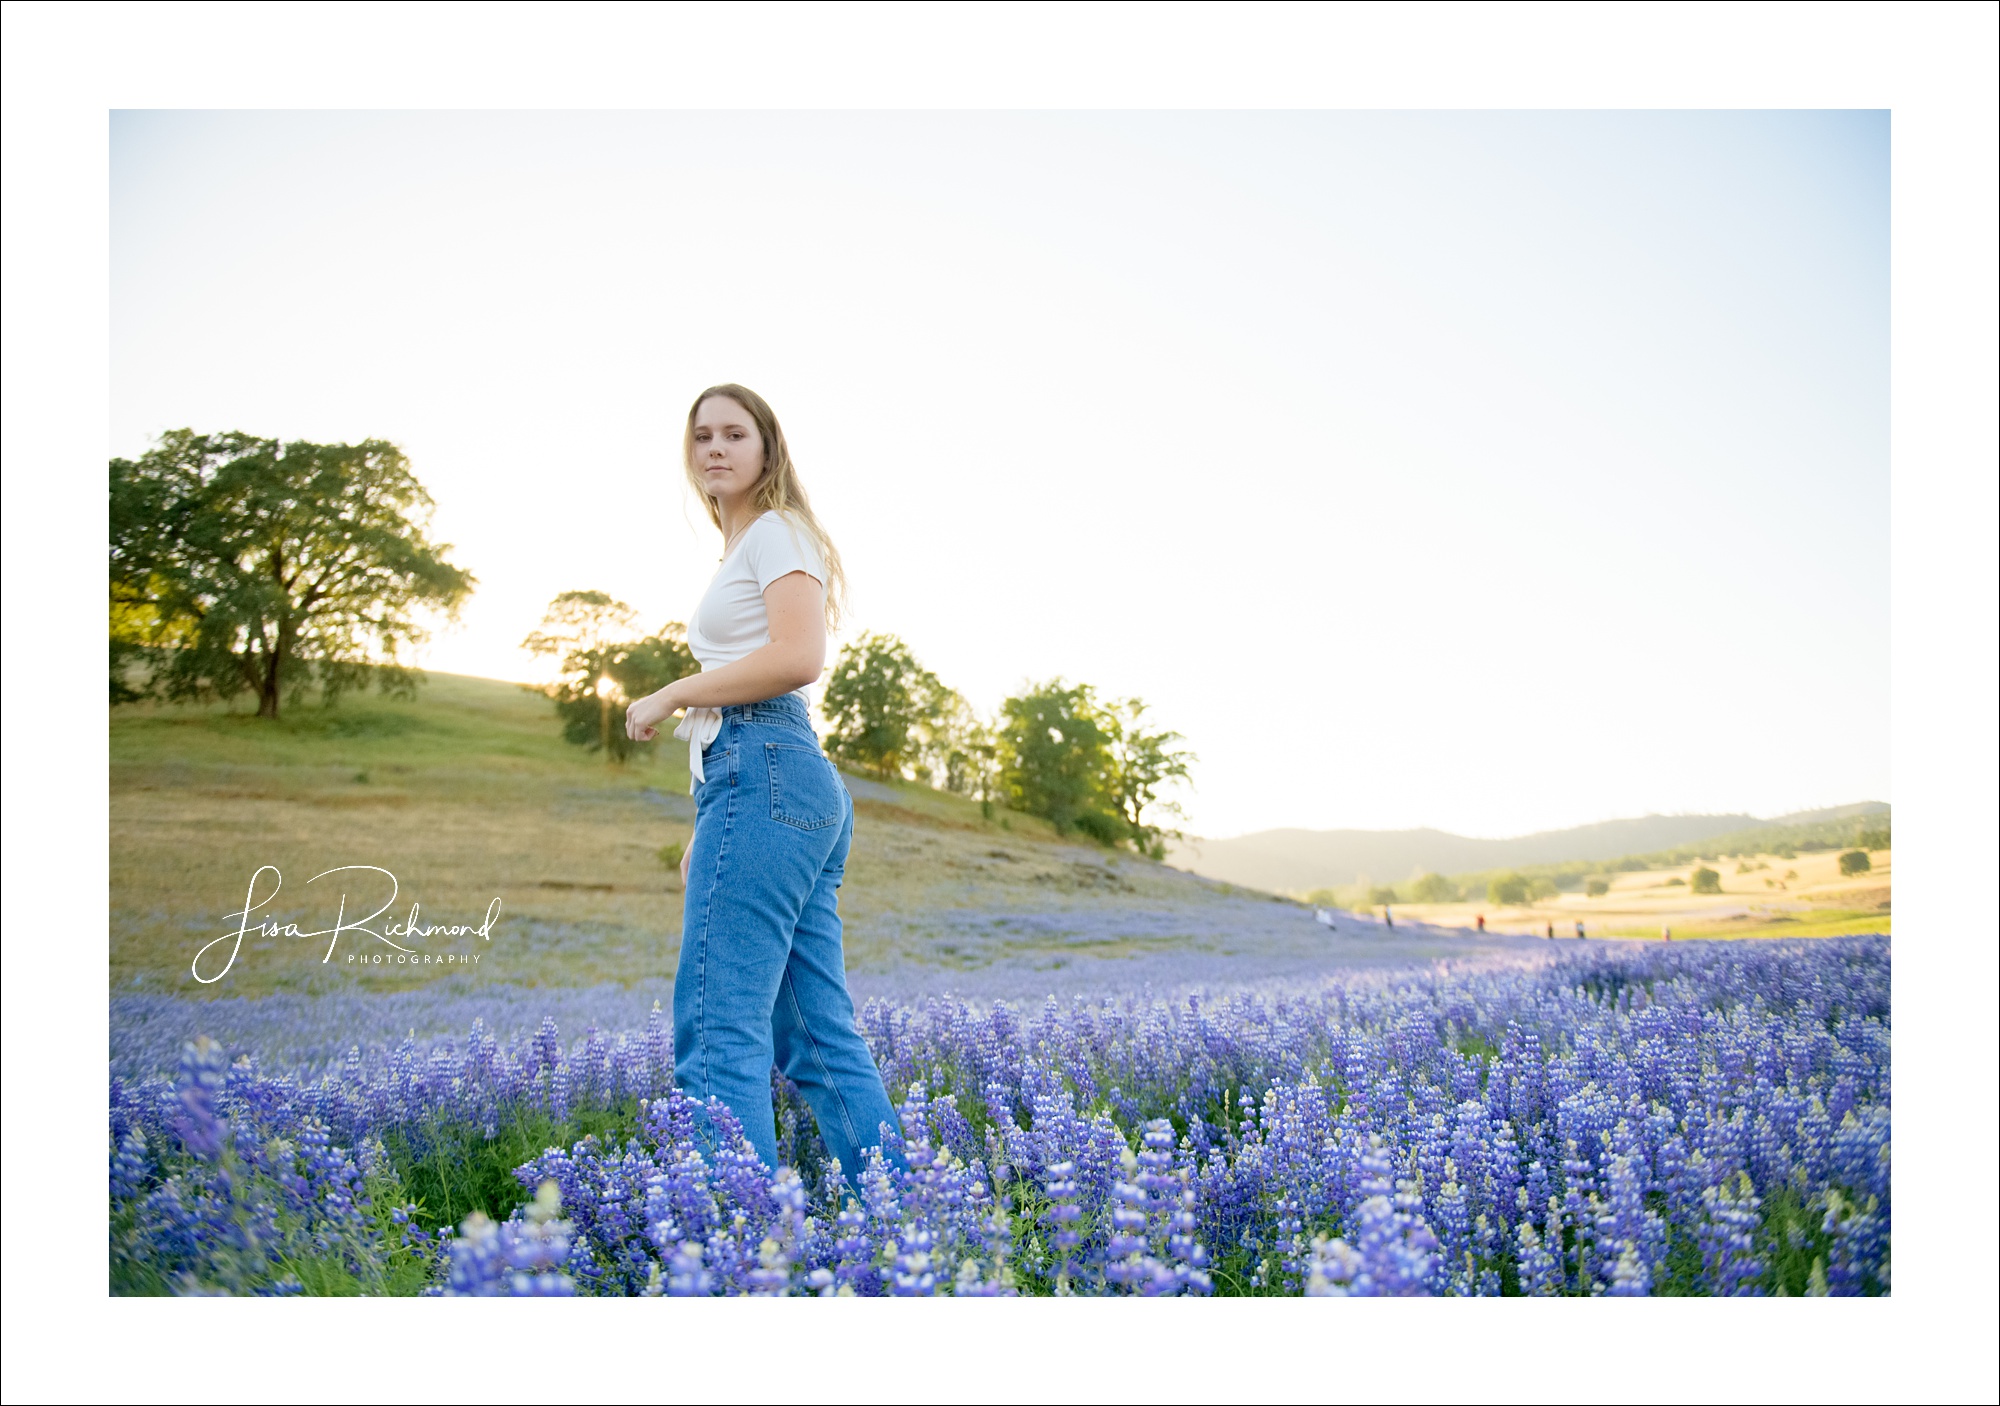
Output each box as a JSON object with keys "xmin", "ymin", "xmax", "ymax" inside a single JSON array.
[
  {"xmin": 666, "ymin": 1240, "xmax": 712, "ymax": 1296},
  {"xmin": 1604, "ymin": 1241, "xmax": 1650, "ymax": 1296},
  {"xmin": 1102, "ymin": 1147, "xmax": 1161, "ymax": 1293},
  {"xmin": 889, "ymin": 1225, "xmax": 939, "ymax": 1296},
  {"xmin": 172, "ymin": 1036, "xmax": 231, "ymax": 1161},
  {"xmin": 745, "ymin": 1169, "xmax": 809, "ymax": 1296},
  {"xmin": 830, "ymin": 1198, "xmax": 875, "ymax": 1296},
  {"xmin": 1308, "ymin": 1135, "xmax": 1438, "ymax": 1296},
  {"xmin": 1042, "ymin": 1159, "xmax": 1084, "ymax": 1292},
  {"xmin": 1699, "ymin": 1171, "xmax": 1765, "ymax": 1296},
  {"xmin": 108, "ymin": 937, "xmax": 1890, "ymax": 1297},
  {"xmin": 1515, "ymin": 1217, "xmax": 1563, "ymax": 1296},
  {"xmin": 111, "ymin": 1127, "xmax": 152, "ymax": 1201},
  {"xmin": 1818, "ymin": 1186, "xmax": 1880, "ymax": 1296}
]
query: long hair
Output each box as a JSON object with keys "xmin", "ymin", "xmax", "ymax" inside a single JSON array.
[{"xmin": 682, "ymin": 383, "xmax": 848, "ymax": 631}]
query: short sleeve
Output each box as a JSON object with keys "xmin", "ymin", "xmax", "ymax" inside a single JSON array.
[{"xmin": 745, "ymin": 511, "xmax": 827, "ymax": 594}]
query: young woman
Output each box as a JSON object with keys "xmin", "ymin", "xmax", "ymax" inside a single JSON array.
[{"xmin": 624, "ymin": 383, "xmax": 903, "ymax": 1182}]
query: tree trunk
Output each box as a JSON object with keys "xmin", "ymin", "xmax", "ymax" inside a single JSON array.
[
  {"xmin": 260, "ymin": 548, "xmax": 290, "ymax": 719},
  {"xmin": 259, "ymin": 639, "xmax": 284, "ymax": 718}
]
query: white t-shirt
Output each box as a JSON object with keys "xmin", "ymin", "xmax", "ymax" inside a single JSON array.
[
  {"xmin": 687, "ymin": 509, "xmax": 828, "ymax": 699},
  {"xmin": 675, "ymin": 510, "xmax": 828, "ymax": 791}
]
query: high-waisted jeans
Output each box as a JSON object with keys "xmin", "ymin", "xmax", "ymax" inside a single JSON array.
[{"xmin": 672, "ymin": 691, "xmax": 903, "ymax": 1181}]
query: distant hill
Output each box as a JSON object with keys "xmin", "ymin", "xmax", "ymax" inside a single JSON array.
[
  {"xmin": 1164, "ymin": 804, "xmax": 1889, "ymax": 895},
  {"xmin": 1766, "ymin": 803, "xmax": 1889, "ymax": 826}
]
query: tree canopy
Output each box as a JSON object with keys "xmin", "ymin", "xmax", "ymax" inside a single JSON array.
[
  {"xmin": 997, "ymin": 679, "xmax": 1124, "ymax": 843},
  {"xmin": 1096, "ymin": 696, "xmax": 1196, "ymax": 859},
  {"xmin": 1411, "ymin": 872, "xmax": 1458, "ymax": 903},
  {"xmin": 521, "ymin": 590, "xmax": 696, "ymax": 762},
  {"xmin": 820, "ymin": 631, "xmax": 937, "ymax": 779},
  {"xmin": 109, "ymin": 430, "xmax": 473, "ymax": 716},
  {"xmin": 818, "ymin": 636, "xmax": 1193, "ymax": 852}
]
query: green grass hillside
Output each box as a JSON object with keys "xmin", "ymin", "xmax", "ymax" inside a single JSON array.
[{"xmin": 110, "ymin": 672, "xmax": 1301, "ymax": 998}]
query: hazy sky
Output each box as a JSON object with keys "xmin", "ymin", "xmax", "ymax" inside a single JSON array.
[{"xmin": 110, "ymin": 110, "xmax": 1888, "ymax": 840}]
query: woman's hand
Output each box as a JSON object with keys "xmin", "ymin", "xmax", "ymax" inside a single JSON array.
[
  {"xmin": 625, "ymin": 683, "xmax": 682, "ymax": 742},
  {"xmin": 680, "ymin": 846, "xmax": 691, "ymax": 887}
]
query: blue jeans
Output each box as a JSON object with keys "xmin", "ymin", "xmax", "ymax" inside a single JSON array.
[{"xmin": 672, "ymin": 692, "xmax": 903, "ymax": 1182}]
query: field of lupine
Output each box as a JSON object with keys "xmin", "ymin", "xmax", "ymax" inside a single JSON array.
[{"xmin": 108, "ymin": 935, "xmax": 1890, "ymax": 1296}]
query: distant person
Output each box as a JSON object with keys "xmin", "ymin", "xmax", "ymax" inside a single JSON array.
[
  {"xmin": 1314, "ymin": 907, "xmax": 1338, "ymax": 931},
  {"xmin": 1545, "ymin": 920, "xmax": 1554, "ymax": 940},
  {"xmin": 1476, "ymin": 914, "xmax": 1486, "ymax": 933},
  {"xmin": 1383, "ymin": 905, "xmax": 1394, "ymax": 929},
  {"xmin": 1574, "ymin": 920, "xmax": 1585, "ymax": 940},
  {"xmin": 1662, "ymin": 924, "xmax": 1672, "ymax": 942}
]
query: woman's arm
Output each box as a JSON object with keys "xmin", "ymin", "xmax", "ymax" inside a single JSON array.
[{"xmin": 624, "ymin": 571, "xmax": 826, "ymax": 740}]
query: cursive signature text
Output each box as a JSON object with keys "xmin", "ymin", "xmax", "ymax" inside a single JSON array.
[{"xmin": 193, "ymin": 865, "xmax": 502, "ymax": 984}]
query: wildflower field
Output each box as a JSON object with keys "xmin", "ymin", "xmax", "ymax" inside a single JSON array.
[{"xmin": 109, "ymin": 935, "xmax": 1890, "ymax": 1297}]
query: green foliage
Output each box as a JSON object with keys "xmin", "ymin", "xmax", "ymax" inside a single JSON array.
[
  {"xmin": 109, "ymin": 429, "xmax": 475, "ymax": 718},
  {"xmin": 991, "ymin": 680, "xmax": 1193, "ymax": 854},
  {"xmin": 1753, "ymin": 1184, "xmax": 1886, "ymax": 1298},
  {"xmin": 821, "ymin": 631, "xmax": 937, "ymax": 779},
  {"xmin": 1584, "ymin": 876, "xmax": 1611, "ymax": 897},
  {"xmin": 1690, "ymin": 865, "xmax": 1723, "ymax": 894},
  {"xmin": 917, "ymin": 680, "xmax": 1000, "ymax": 803},
  {"xmin": 385, "ymin": 1101, "xmax": 647, "ymax": 1234},
  {"xmin": 818, "ymin": 635, "xmax": 1194, "ymax": 855},
  {"xmin": 656, "ymin": 841, "xmax": 684, "ymax": 871},
  {"xmin": 520, "ymin": 591, "xmax": 696, "ymax": 763},
  {"xmin": 1486, "ymin": 871, "xmax": 1529, "ymax": 905},
  {"xmin": 1367, "ymin": 885, "xmax": 1399, "ymax": 905},
  {"xmin": 1855, "ymin": 826, "xmax": 1890, "ymax": 851},
  {"xmin": 1097, "ymin": 696, "xmax": 1196, "ymax": 858},
  {"xmin": 820, "ymin": 632, "xmax": 1001, "ymax": 800},
  {"xmin": 1839, "ymin": 849, "xmax": 1872, "ymax": 876},
  {"xmin": 997, "ymin": 679, "xmax": 1120, "ymax": 840},
  {"xmin": 1526, "ymin": 876, "xmax": 1560, "ymax": 901},
  {"xmin": 1445, "ymin": 808, "xmax": 1891, "ymax": 900},
  {"xmin": 1410, "ymin": 872, "xmax": 1458, "ymax": 903}
]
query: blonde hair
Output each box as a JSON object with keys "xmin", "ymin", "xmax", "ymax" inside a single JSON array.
[{"xmin": 682, "ymin": 383, "xmax": 848, "ymax": 631}]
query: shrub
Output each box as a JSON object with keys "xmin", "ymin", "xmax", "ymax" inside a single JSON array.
[
  {"xmin": 1367, "ymin": 885, "xmax": 1399, "ymax": 906},
  {"xmin": 1486, "ymin": 872, "xmax": 1528, "ymax": 905},
  {"xmin": 1072, "ymin": 810, "xmax": 1128, "ymax": 847},
  {"xmin": 1584, "ymin": 877, "xmax": 1610, "ymax": 897},
  {"xmin": 1856, "ymin": 827, "xmax": 1890, "ymax": 852},
  {"xmin": 1410, "ymin": 873, "xmax": 1458, "ymax": 904},
  {"xmin": 1839, "ymin": 850, "xmax": 1872, "ymax": 876},
  {"xmin": 1690, "ymin": 866, "xmax": 1722, "ymax": 895},
  {"xmin": 1526, "ymin": 876, "xmax": 1560, "ymax": 901}
]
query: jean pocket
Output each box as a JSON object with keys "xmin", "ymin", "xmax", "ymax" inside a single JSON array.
[{"xmin": 766, "ymin": 742, "xmax": 843, "ymax": 831}]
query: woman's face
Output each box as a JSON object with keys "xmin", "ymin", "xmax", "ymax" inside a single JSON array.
[{"xmin": 691, "ymin": 397, "xmax": 765, "ymax": 504}]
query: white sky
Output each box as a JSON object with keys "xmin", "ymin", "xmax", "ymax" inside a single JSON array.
[{"xmin": 110, "ymin": 110, "xmax": 1888, "ymax": 839}]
